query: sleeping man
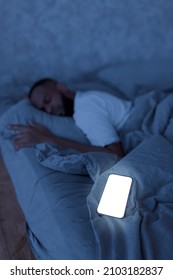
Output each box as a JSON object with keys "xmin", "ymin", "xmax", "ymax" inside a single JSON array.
[{"xmin": 8, "ymin": 78, "xmax": 133, "ymax": 157}]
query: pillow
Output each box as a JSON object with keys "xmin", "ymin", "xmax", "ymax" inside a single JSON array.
[
  {"xmin": 0, "ymin": 99, "xmax": 89, "ymax": 144},
  {"xmin": 97, "ymin": 59, "xmax": 173, "ymax": 99},
  {"xmin": 35, "ymin": 143, "xmax": 118, "ymax": 181},
  {"xmin": 0, "ymin": 97, "xmax": 17, "ymax": 117}
]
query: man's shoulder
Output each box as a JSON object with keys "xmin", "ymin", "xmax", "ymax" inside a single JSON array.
[{"xmin": 76, "ymin": 89, "xmax": 112, "ymax": 99}]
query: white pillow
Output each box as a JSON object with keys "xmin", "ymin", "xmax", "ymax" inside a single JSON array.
[
  {"xmin": 0, "ymin": 99, "xmax": 89, "ymax": 144},
  {"xmin": 0, "ymin": 97, "xmax": 17, "ymax": 117}
]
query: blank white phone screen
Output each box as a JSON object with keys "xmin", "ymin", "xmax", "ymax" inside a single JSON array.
[{"xmin": 97, "ymin": 174, "xmax": 132, "ymax": 218}]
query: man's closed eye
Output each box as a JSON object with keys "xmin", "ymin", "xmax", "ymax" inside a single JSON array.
[{"xmin": 44, "ymin": 95, "xmax": 51, "ymax": 104}]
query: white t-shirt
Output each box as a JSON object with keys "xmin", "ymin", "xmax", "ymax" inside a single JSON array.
[{"xmin": 73, "ymin": 90, "xmax": 132, "ymax": 147}]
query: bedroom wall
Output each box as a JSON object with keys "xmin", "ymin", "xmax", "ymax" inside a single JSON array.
[{"xmin": 0, "ymin": 0, "xmax": 173, "ymax": 97}]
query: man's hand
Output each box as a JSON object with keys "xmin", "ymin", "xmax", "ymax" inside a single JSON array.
[
  {"xmin": 7, "ymin": 120, "xmax": 53, "ymax": 150},
  {"xmin": 7, "ymin": 121, "xmax": 125, "ymax": 157}
]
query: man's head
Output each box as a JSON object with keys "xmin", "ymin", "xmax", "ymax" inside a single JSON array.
[{"xmin": 28, "ymin": 78, "xmax": 74, "ymax": 116}]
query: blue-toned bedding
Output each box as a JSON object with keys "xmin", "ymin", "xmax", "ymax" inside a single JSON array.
[{"xmin": 0, "ymin": 89, "xmax": 173, "ymax": 259}]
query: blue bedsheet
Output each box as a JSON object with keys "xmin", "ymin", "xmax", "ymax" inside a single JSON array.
[
  {"xmin": 1, "ymin": 90, "xmax": 173, "ymax": 259},
  {"xmin": 120, "ymin": 90, "xmax": 173, "ymax": 151},
  {"xmin": 34, "ymin": 90, "xmax": 173, "ymax": 259},
  {"xmin": 88, "ymin": 135, "xmax": 173, "ymax": 259},
  {"xmin": 35, "ymin": 135, "xmax": 173, "ymax": 260}
]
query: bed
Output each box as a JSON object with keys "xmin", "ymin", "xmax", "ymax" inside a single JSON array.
[
  {"xmin": 0, "ymin": 97, "xmax": 35, "ymax": 259},
  {"xmin": 0, "ymin": 72, "xmax": 173, "ymax": 260}
]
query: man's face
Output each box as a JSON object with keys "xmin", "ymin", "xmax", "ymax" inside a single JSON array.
[{"xmin": 30, "ymin": 83, "xmax": 66, "ymax": 116}]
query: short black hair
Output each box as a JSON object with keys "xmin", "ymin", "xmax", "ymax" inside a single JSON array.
[{"xmin": 28, "ymin": 78, "xmax": 56, "ymax": 99}]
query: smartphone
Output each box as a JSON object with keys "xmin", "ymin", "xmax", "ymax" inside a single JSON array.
[{"xmin": 97, "ymin": 174, "xmax": 132, "ymax": 218}]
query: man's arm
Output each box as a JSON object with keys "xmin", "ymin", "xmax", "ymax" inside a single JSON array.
[
  {"xmin": 47, "ymin": 134, "xmax": 124, "ymax": 157},
  {"xmin": 105, "ymin": 142, "xmax": 124, "ymax": 157},
  {"xmin": 7, "ymin": 121, "xmax": 124, "ymax": 157}
]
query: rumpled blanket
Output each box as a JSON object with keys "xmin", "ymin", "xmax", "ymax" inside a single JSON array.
[
  {"xmin": 35, "ymin": 90, "xmax": 173, "ymax": 259},
  {"xmin": 120, "ymin": 90, "xmax": 173, "ymax": 151},
  {"xmin": 35, "ymin": 145, "xmax": 118, "ymax": 182},
  {"xmin": 87, "ymin": 135, "xmax": 173, "ymax": 259}
]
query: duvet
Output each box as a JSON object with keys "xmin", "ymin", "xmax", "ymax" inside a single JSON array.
[
  {"xmin": 35, "ymin": 90, "xmax": 173, "ymax": 259},
  {"xmin": 0, "ymin": 89, "xmax": 173, "ymax": 259}
]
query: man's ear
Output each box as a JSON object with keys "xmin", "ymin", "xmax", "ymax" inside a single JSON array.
[
  {"xmin": 55, "ymin": 82, "xmax": 75, "ymax": 99},
  {"xmin": 55, "ymin": 82, "xmax": 67, "ymax": 93}
]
